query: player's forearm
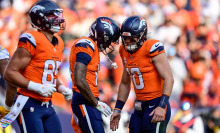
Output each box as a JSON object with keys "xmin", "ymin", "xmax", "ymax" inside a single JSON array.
[
  {"xmin": 162, "ymin": 76, "xmax": 174, "ymax": 96},
  {"xmin": 5, "ymin": 83, "xmax": 17, "ymax": 107},
  {"xmin": 117, "ymin": 82, "xmax": 131, "ymax": 102},
  {"xmin": 74, "ymin": 62, "xmax": 98, "ymax": 106},
  {"xmin": 75, "ymin": 79, "xmax": 98, "ymax": 106},
  {"xmin": 4, "ymin": 69, "xmax": 29, "ymax": 89}
]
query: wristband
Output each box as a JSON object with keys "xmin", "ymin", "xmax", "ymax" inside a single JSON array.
[
  {"xmin": 114, "ymin": 109, "xmax": 121, "ymax": 113},
  {"xmin": 115, "ymin": 100, "xmax": 125, "ymax": 110},
  {"xmin": 159, "ymin": 94, "xmax": 170, "ymax": 109}
]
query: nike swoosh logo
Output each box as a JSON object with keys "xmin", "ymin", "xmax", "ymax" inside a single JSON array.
[
  {"xmin": 27, "ymin": 34, "xmax": 31, "ymax": 38},
  {"xmin": 149, "ymin": 105, "xmax": 155, "ymax": 108},
  {"xmin": 155, "ymin": 43, "xmax": 159, "ymax": 47}
]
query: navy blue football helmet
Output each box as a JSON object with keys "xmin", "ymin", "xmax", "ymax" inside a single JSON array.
[
  {"xmin": 121, "ymin": 16, "xmax": 148, "ymax": 54},
  {"xmin": 89, "ymin": 17, "xmax": 120, "ymax": 55},
  {"xmin": 29, "ymin": 0, "xmax": 65, "ymax": 33}
]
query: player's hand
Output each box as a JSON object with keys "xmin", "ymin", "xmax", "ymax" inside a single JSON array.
[
  {"xmin": 58, "ymin": 85, "xmax": 73, "ymax": 101},
  {"xmin": 95, "ymin": 101, "xmax": 111, "ymax": 117},
  {"xmin": 28, "ymin": 81, "xmax": 56, "ymax": 97},
  {"xmin": 110, "ymin": 111, "xmax": 121, "ymax": 131},
  {"xmin": 0, "ymin": 106, "xmax": 10, "ymax": 119},
  {"xmin": 149, "ymin": 107, "xmax": 165, "ymax": 123}
]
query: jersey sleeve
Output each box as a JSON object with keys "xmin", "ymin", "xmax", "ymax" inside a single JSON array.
[
  {"xmin": 147, "ymin": 40, "xmax": 165, "ymax": 58},
  {"xmin": 0, "ymin": 46, "xmax": 9, "ymax": 60},
  {"xmin": 18, "ymin": 33, "xmax": 36, "ymax": 56},
  {"xmin": 75, "ymin": 39, "xmax": 95, "ymax": 66}
]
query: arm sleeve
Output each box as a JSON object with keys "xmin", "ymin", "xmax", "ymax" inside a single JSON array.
[{"xmin": 75, "ymin": 40, "xmax": 94, "ymax": 66}]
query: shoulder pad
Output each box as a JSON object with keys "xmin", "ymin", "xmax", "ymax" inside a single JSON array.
[
  {"xmin": 150, "ymin": 42, "xmax": 164, "ymax": 54},
  {"xmin": 75, "ymin": 39, "xmax": 95, "ymax": 51},
  {"xmin": 20, "ymin": 33, "xmax": 36, "ymax": 48}
]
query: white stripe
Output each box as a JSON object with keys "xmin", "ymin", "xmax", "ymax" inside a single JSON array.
[
  {"xmin": 156, "ymin": 122, "xmax": 161, "ymax": 133},
  {"xmin": 20, "ymin": 112, "xmax": 27, "ymax": 133},
  {"xmin": 77, "ymin": 39, "xmax": 95, "ymax": 50},
  {"xmin": 20, "ymin": 33, "xmax": 36, "ymax": 46},
  {"xmin": 82, "ymin": 104, "xmax": 94, "ymax": 133}
]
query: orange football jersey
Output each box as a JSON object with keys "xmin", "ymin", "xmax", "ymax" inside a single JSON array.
[
  {"xmin": 17, "ymin": 31, "xmax": 64, "ymax": 102},
  {"xmin": 119, "ymin": 39, "xmax": 165, "ymax": 101},
  {"xmin": 69, "ymin": 37, "xmax": 100, "ymax": 97}
]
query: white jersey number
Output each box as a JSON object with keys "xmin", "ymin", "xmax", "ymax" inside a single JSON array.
[
  {"xmin": 126, "ymin": 67, "xmax": 144, "ymax": 89},
  {"xmin": 42, "ymin": 60, "xmax": 61, "ymax": 85}
]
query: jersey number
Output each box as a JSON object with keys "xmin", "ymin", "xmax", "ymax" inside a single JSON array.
[
  {"xmin": 126, "ymin": 67, "xmax": 144, "ymax": 89},
  {"xmin": 42, "ymin": 60, "xmax": 61, "ymax": 85}
]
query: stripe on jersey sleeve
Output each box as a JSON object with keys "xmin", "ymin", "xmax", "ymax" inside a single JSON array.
[
  {"xmin": 19, "ymin": 33, "xmax": 36, "ymax": 49},
  {"xmin": 75, "ymin": 39, "xmax": 94, "ymax": 52},
  {"xmin": 76, "ymin": 52, "xmax": 92, "ymax": 66},
  {"xmin": 149, "ymin": 42, "xmax": 164, "ymax": 54}
]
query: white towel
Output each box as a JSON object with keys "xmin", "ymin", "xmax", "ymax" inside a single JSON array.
[{"xmin": 0, "ymin": 95, "xmax": 29, "ymax": 129}]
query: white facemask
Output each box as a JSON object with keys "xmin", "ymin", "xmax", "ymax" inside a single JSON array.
[
  {"xmin": 126, "ymin": 44, "xmax": 138, "ymax": 52},
  {"xmin": 50, "ymin": 25, "xmax": 60, "ymax": 33}
]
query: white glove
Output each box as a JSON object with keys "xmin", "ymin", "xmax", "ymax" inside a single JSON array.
[
  {"xmin": 95, "ymin": 101, "xmax": 111, "ymax": 117},
  {"xmin": 58, "ymin": 85, "xmax": 73, "ymax": 101},
  {"xmin": 28, "ymin": 81, "xmax": 56, "ymax": 97}
]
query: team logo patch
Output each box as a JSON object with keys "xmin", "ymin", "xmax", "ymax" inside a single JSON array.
[
  {"xmin": 30, "ymin": 5, "xmax": 45, "ymax": 13},
  {"xmin": 30, "ymin": 107, "xmax": 34, "ymax": 112},
  {"xmin": 101, "ymin": 20, "xmax": 114, "ymax": 35},
  {"xmin": 138, "ymin": 19, "xmax": 146, "ymax": 30},
  {"xmin": 17, "ymin": 103, "xmax": 20, "ymax": 108}
]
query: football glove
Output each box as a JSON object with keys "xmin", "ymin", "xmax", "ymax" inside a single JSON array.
[
  {"xmin": 0, "ymin": 106, "xmax": 10, "ymax": 119},
  {"xmin": 58, "ymin": 85, "xmax": 73, "ymax": 101},
  {"xmin": 95, "ymin": 101, "xmax": 111, "ymax": 117},
  {"xmin": 28, "ymin": 81, "xmax": 56, "ymax": 97}
]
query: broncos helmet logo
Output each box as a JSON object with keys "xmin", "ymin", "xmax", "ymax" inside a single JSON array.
[
  {"xmin": 101, "ymin": 21, "xmax": 114, "ymax": 35},
  {"xmin": 138, "ymin": 19, "xmax": 146, "ymax": 30},
  {"xmin": 30, "ymin": 5, "xmax": 45, "ymax": 14}
]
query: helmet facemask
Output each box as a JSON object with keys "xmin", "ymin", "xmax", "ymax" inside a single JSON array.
[
  {"xmin": 43, "ymin": 9, "xmax": 65, "ymax": 33},
  {"xmin": 122, "ymin": 28, "xmax": 147, "ymax": 54}
]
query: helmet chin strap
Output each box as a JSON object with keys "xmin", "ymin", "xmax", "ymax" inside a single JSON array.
[{"xmin": 99, "ymin": 44, "xmax": 118, "ymax": 69}]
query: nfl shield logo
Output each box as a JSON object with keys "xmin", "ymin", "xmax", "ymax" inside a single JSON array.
[{"xmin": 54, "ymin": 48, "xmax": 56, "ymax": 52}]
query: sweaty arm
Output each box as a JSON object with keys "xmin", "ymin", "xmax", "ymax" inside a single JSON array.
[
  {"xmin": 4, "ymin": 47, "xmax": 31, "ymax": 89},
  {"xmin": 74, "ymin": 62, "xmax": 98, "ymax": 106},
  {"xmin": 151, "ymin": 52, "xmax": 174, "ymax": 96}
]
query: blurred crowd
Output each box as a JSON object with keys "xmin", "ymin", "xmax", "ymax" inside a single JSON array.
[{"xmin": 0, "ymin": 0, "xmax": 220, "ymax": 132}]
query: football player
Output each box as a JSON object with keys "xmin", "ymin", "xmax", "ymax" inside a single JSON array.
[
  {"xmin": 3, "ymin": 0, "xmax": 72, "ymax": 132},
  {"xmin": 69, "ymin": 17, "xmax": 120, "ymax": 133},
  {"xmin": 0, "ymin": 46, "xmax": 17, "ymax": 119},
  {"xmin": 110, "ymin": 16, "xmax": 174, "ymax": 133}
]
